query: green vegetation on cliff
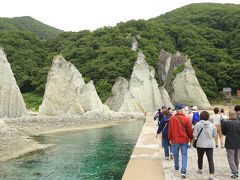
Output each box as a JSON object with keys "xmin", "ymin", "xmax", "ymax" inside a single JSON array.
[{"xmin": 0, "ymin": 3, "xmax": 239, "ymax": 108}]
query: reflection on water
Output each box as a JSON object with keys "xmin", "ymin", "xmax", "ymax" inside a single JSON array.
[{"xmin": 0, "ymin": 120, "xmax": 144, "ymax": 180}]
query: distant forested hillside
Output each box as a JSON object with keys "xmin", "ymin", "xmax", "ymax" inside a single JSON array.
[
  {"xmin": 0, "ymin": 3, "xmax": 239, "ymax": 108},
  {"xmin": 0, "ymin": 16, "xmax": 63, "ymax": 39}
]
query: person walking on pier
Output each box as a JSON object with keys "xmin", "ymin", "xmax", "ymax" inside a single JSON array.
[
  {"xmin": 210, "ymin": 107, "xmax": 224, "ymax": 148},
  {"xmin": 156, "ymin": 109, "xmax": 173, "ymax": 160},
  {"xmin": 221, "ymin": 111, "xmax": 240, "ymax": 179},
  {"xmin": 193, "ymin": 111, "xmax": 217, "ymax": 180},
  {"xmin": 168, "ymin": 103, "xmax": 193, "ymax": 178}
]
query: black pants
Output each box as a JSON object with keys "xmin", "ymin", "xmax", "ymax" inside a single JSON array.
[{"xmin": 197, "ymin": 148, "xmax": 214, "ymax": 174}]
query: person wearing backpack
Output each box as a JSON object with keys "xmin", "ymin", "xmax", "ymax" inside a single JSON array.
[
  {"xmin": 190, "ymin": 106, "xmax": 200, "ymax": 128},
  {"xmin": 156, "ymin": 109, "xmax": 173, "ymax": 160},
  {"xmin": 194, "ymin": 111, "xmax": 217, "ymax": 180},
  {"xmin": 210, "ymin": 107, "xmax": 224, "ymax": 148}
]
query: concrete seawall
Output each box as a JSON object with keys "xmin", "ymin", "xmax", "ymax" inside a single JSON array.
[{"xmin": 122, "ymin": 113, "xmax": 165, "ymax": 180}]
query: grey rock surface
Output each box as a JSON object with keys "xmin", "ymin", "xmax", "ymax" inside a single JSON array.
[
  {"xmin": 157, "ymin": 50, "xmax": 190, "ymax": 93},
  {"xmin": 105, "ymin": 77, "xmax": 143, "ymax": 112},
  {"xmin": 106, "ymin": 52, "xmax": 173, "ymax": 112},
  {"xmin": 39, "ymin": 55, "xmax": 109, "ymax": 116},
  {"xmin": 172, "ymin": 67, "xmax": 211, "ymax": 109},
  {"xmin": 0, "ymin": 48, "xmax": 28, "ymax": 118},
  {"xmin": 131, "ymin": 37, "xmax": 138, "ymax": 51},
  {"xmin": 129, "ymin": 52, "xmax": 165, "ymax": 112}
]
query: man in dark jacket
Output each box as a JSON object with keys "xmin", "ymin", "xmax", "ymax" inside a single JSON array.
[
  {"xmin": 222, "ymin": 111, "xmax": 240, "ymax": 179},
  {"xmin": 168, "ymin": 103, "xmax": 193, "ymax": 178}
]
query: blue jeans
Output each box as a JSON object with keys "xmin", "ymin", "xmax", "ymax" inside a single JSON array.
[
  {"xmin": 162, "ymin": 138, "xmax": 173, "ymax": 157},
  {"xmin": 172, "ymin": 143, "xmax": 189, "ymax": 174}
]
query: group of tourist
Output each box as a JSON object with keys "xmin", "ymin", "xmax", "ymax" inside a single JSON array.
[{"xmin": 155, "ymin": 104, "xmax": 240, "ymax": 179}]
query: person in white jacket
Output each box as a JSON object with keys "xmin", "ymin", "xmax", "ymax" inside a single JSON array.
[{"xmin": 194, "ymin": 111, "xmax": 217, "ymax": 180}]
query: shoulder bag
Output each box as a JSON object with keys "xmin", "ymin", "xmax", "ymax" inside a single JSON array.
[
  {"xmin": 175, "ymin": 115, "xmax": 190, "ymax": 138},
  {"xmin": 193, "ymin": 128, "xmax": 203, "ymax": 148}
]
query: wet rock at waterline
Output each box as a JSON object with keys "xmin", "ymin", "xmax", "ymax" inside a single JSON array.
[
  {"xmin": 0, "ymin": 48, "xmax": 28, "ymax": 118},
  {"xmin": 39, "ymin": 55, "xmax": 109, "ymax": 116},
  {"xmin": 171, "ymin": 67, "xmax": 211, "ymax": 109}
]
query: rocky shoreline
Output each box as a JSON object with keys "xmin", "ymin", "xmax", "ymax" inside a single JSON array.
[{"xmin": 0, "ymin": 112, "xmax": 145, "ymax": 162}]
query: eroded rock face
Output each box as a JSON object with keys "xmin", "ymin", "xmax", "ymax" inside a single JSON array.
[
  {"xmin": 159, "ymin": 86, "xmax": 174, "ymax": 109},
  {"xmin": 129, "ymin": 52, "xmax": 164, "ymax": 112},
  {"xmin": 0, "ymin": 48, "xmax": 28, "ymax": 118},
  {"xmin": 106, "ymin": 52, "xmax": 173, "ymax": 112},
  {"xmin": 39, "ymin": 55, "xmax": 108, "ymax": 116},
  {"xmin": 80, "ymin": 81, "xmax": 110, "ymax": 112},
  {"xmin": 172, "ymin": 67, "xmax": 211, "ymax": 109},
  {"xmin": 131, "ymin": 37, "xmax": 138, "ymax": 51},
  {"xmin": 157, "ymin": 50, "xmax": 191, "ymax": 93},
  {"xmin": 105, "ymin": 77, "xmax": 143, "ymax": 112}
]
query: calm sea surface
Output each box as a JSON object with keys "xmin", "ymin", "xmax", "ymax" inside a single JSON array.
[{"xmin": 0, "ymin": 120, "xmax": 144, "ymax": 180}]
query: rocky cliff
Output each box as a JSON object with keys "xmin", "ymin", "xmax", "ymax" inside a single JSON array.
[
  {"xmin": 157, "ymin": 50, "xmax": 190, "ymax": 93},
  {"xmin": 171, "ymin": 67, "xmax": 211, "ymax": 109},
  {"xmin": 129, "ymin": 52, "xmax": 164, "ymax": 112},
  {"xmin": 105, "ymin": 77, "xmax": 143, "ymax": 112},
  {"xmin": 39, "ymin": 55, "xmax": 109, "ymax": 116},
  {"xmin": 157, "ymin": 50, "xmax": 210, "ymax": 109},
  {"xmin": 106, "ymin": 52, "xmax": 173, "ymax": 112},
  {"xmin": 0, "ymin": 48, "xmax": 28, "ymax": 118}
]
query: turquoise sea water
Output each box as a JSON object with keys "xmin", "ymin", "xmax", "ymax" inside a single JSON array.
[{"xmin": 0, "ymin": 120, "xmax": 144, "ymax": 180}]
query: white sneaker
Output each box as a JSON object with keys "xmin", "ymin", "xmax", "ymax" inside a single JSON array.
[{"xmin": 181, "ymin": 174, "xmax": 187, "ymax": 178}]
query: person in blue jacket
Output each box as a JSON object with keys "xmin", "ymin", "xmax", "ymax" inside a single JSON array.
[{"xmin": 156, "ymin": 109, "xmax": 173, "ymax": 160}]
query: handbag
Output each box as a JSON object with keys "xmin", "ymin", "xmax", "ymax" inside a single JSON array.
[{"xmin": 193, "ymin": 128, "xmax": 203, "ymax": 148}]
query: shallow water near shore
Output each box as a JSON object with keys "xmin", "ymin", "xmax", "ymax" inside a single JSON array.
[{"xmin": 0, "ymin": 120, "xmax": 144, "ymax": 180}]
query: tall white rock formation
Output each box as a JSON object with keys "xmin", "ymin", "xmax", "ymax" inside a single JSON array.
[
  {"xmin": 39, "ymin": 55, "xmax": 109, "ymax": 116},
  {"xmin": 131, "ymin": 37, "xmax": 138, "ymax": 51},
  {"xmin": 106, "ymin": 52, "xmax": 173, "ymax": 112},
  {"xmin": 159, "ymin": 86, "xmax": 174, "ymax": 109},
  {"xmin": 0, "ymin": 48, "xmax": 28, "ymax": 118},
  {"xmin": 105, "ymin": 77, "xmax": 143, "ymax": 112},
  {"xmin": 172, "ymin": 67, "xmax": 211, "ymax": 109},
  {"xmin": 129, "ymin": 52, "xmax": 164, "ymax": 112}
]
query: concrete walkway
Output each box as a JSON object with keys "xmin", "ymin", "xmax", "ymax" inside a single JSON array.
[
  {"xmin": 123, "ymin": 113, "xmax": 233, "ymax": 180},
  {"xmin": 122, "ymin": 113, "xmax": 164, "ymax": 180}
]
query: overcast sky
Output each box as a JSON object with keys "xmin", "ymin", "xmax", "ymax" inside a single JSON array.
[{"xmin": 1, "ymin": 0, "xmax": 239, "ymax": 31}]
